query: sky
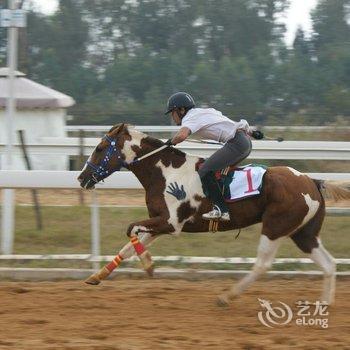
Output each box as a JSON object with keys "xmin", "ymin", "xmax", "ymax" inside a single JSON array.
[
  {"xmin": 282, "ymin": 0, "xmax": 318, "ymax": 45},
  {"xmin": 29, "ymin": 0, "xmax": 318, "ymax": 47}
]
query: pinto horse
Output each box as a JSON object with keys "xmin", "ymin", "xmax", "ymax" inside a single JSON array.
[{"xmin": 78, "ymin": 123, "xmax": 350, "ymax": 305}]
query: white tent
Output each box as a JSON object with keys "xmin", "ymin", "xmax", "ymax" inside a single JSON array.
[{"xmin": 0, "ymin": 68, "xmax": 75, "ymax": 170}]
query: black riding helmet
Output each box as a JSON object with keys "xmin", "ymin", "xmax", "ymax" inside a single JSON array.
[{"xmin": 165, "ymin": 92, "xmax": 195, "ymax": 115}]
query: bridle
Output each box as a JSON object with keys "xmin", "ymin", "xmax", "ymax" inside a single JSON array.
[
  {"xmin": 86, "ymin": 134, "xmax": 168, "ymax": 184},
  {"xmin": 86, "ymin": 134, "xmax": 129, "ymax": 183}
]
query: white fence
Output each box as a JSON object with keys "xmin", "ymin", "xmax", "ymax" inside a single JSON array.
[
  {"xmin": 1, "ymin": 139, "xmax": 350, "ymax": 160},
  {"xmin": 1, "ymin": 254, "xmax": 350, "ymax": 265},
  {"xmin": 0, "ymin": 254, "xmax": 349, "ymax": 280},
  {"xmin": 0, "ymin": 170, "xmax": 349, "ymax": 189},
  {"xmin": 0, "ymin": 170, "xmax": 349, "ymax": 271},
  {"xmin": 1, "ymin": 128, "xmax": 349, "ymax": 273},
  {"xmin": 65, "ymin": 125, "xmax": 350, "ymax": 133}
]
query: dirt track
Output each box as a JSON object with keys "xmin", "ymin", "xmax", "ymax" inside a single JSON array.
[{"xmin": 0, "ymin": 278, "xmax": 349, "ymax": 350}]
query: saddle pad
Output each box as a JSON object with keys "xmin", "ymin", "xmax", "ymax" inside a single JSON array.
[{"xmin": 223, "ymin": 164, "xmax": 267, "ymax": 202}]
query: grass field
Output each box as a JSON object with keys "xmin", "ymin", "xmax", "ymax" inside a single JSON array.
[{"xmin": 3, "ymin": 205, "xmax": 348, "ymax": 271}]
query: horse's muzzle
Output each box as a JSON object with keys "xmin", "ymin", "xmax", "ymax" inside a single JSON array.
[{"xmin": 78, "ymin": 174, "xmax": 97, "ymax": 190}]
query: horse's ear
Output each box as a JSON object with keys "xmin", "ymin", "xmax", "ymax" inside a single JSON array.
[
  {"xmin": 116, "ymin": 123, "xmax": 125, "ymax": 132},
  {"xmin": 110, "ymin": 123, "xmax": 126, "ymax": 135}
]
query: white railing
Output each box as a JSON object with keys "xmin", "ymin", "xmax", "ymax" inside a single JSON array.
[
  {"xmin": 1, "ymin": 139, "xmax": 350, "ymax": 160},
  {"xmin": 0, "ymin": 254, "xmax": 349, "ymax": 265},
  {"xmin": 0, "ymin": 170, "xmax": 349, "ymax": 270},
  {"xmin": 67, "ymin": 125, "xmax": 180, "ymax": 133},
  {"xmin": 65, "ymin": 125, "xmax": 350, "ymax": 133},
  {"xmin": 0, "ymin": 125, "xmax": 349, "ymax": 276},
  {"xmin": 0, "ymin": 170, "xmax": 349, "ymax": 189}
]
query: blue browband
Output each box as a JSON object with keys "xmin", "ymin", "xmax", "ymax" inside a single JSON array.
[{"xmin": 86, "ymin": 135, "xmax": 129, "ymax": 181}]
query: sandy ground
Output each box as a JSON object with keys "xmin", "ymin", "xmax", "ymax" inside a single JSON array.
[
  {"xmin": 13, "ymin": 189, "xmax": 146, "ymax": 206},
  {"xmin": 0, "ymin": 278, "xmax": 349, "ymax": 350}
]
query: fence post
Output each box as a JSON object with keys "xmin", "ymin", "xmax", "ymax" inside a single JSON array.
[
  {"xmin": 78, "ymin": 129, "xmax": 85, "ymax": 205},
  {"xmin": 17, "ymin": 130, "xmax": 43, "ymax": 230},
  {"xmin": 90, "ymin": 191, "xmax": 100, "ymax": 271},
  {"xmin": 1, "ymin": 189, "xmax": 15, "ymax": 254},
  {"xmin": 1, "ymin": 0, "xmax": 18, "ymax": 255}
]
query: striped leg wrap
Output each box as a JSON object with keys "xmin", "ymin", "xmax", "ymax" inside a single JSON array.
[
  {"xmin": 130, "ymin": 235, "xmax": 154, "ymax": 276},
  {"xmin": 106, "ymin": 254, "xmax": 123, "ymax": 272},
  {"xmin": 130, "ymin": 236, "xmax": 146, "ymax": 255}
]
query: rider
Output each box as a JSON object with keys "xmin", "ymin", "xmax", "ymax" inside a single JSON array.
[{"xmin": 164, "ymin": 92, "xmax": 263, "ymax": 221}]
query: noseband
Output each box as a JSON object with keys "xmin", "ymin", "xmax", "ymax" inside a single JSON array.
[
  {"xmin": 86, "ymin": 135, "xmax": 129, "ymax": 182},
  {"xmin": 86, "ymin": 133, "xmax": 169, "ymax": 184}
]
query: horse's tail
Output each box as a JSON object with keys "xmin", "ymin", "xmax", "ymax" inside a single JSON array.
[{"xmin": 314, "ymin": 179, "xmax": 350, "ymax": 201}]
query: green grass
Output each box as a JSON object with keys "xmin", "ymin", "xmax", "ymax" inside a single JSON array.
[{"xmin": 10, "ymin": 206, "xmax": 350, "ymax": 264}]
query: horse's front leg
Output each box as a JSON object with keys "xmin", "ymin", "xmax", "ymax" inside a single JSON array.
[
  {"xmin": 126, "ymin": 216, "xmax": 175, "ymax": 275},
  {"xmin": 85, "ymin": 216, "xmax": 173, "ymax": 285}
]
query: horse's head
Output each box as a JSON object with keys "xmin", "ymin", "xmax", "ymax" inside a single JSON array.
[{"xmin": 78, "ymin": 123, "xmax": 138, "ymax": 189}]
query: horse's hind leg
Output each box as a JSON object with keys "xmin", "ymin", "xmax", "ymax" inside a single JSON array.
[
  {"xmin": 291, "ymin": 205, "xmax": 336, "ymax": 304},
  {"xmin": 217, "ymin": 234, "xmax": 284, "ymax": 306},
  {"xmin": 310, "ymin": 240, "xmax": 336, "ymax": 304}
]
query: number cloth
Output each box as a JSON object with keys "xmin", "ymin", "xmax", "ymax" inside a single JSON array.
[{"xmin": 221, "ymin": 164, "xmax": 267, "ymax": 202}]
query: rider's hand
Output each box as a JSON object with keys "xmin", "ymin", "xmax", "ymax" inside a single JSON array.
[
  {"xmin": 251, "ymin": 130, "xmax": 264, "ymax": 140},
  {"xmin": 164, "ymin": 138, "xmax": 174, "ymax": 146}
]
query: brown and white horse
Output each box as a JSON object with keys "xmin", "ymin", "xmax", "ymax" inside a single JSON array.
[{"xmin": 78, "ymin": 123, "xmax": 350, "ymax": 305}]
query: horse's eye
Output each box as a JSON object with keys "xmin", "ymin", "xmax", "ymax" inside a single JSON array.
[{"xmin": 96, "ymin": 146, "xmax": 103, "ymax": 152}]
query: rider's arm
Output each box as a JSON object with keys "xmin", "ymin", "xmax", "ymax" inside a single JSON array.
[{"xmin": 171, "ymin": 127, "xmax": 191, "ymax": 145}]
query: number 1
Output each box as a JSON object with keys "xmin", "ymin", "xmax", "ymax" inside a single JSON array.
[{"xmin": 243, "ymin": 169, "xmax": 256, "ymax": 193}]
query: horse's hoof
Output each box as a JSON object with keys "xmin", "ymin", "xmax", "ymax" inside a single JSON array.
[
  {"xmin": 85, "ymin": 273, "xmax": 101, "ymax": 285},
  {"xmin": 216, "ymin": 294, "xmax": 230, "ymax": 307},
  {"xmin": 145, "ymin": 263, "xmax": 155, "ymax": 277}
]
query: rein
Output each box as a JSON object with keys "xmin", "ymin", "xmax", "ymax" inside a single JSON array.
[
  {"xmin": 186, "ymin": 139, "xmax": 223, "ymax": 145},
  {"xmin": 86, "ymin": 134, "xmax": 168, "ymax": 182},
  {"xmin": 131, "ymin": 145, "xmax": 168, "ymax": 162}
]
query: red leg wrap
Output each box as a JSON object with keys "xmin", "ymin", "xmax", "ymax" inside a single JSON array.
[
  {"xmin": 130, "ymin": 236, "xmax": 146, "ymax": 255},
  {"xmin": 106, "ymin": 254, "xmax": 123, "ymax": 272}
]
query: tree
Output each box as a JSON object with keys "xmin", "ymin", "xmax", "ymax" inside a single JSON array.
[
  {"xmin": 26, "ymin": 0, "xmax": 98, "ymax": 103},
  {"xmin": 309, "ymin": 0, "xmax": 350, "ymax": 119},
  {"xmin": 217, "ymin": 56, "xmax": 262, "ymax": 116},
  {"xmin": 311, "ymin": 0, "xmax": 350, "ymax": 50},
  {"xmin": 197, "ymin": 0, "xmax": 288, "ymax": 61},
  {"xmin": 0, "ymin": 1, "xmax": 7, "ymax": 66},
  {"xmin": 16, "ymin": 0, "xmax": 350, "ymax": 125},
  {"xmin": 293, "ymin": 27, "xmax": 312, "ymax": 56}
]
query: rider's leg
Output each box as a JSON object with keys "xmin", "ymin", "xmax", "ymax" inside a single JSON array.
[
  {"xmin": 200, "ymin": 171, "xmax": 229, "ymax": 217},
  {"xmin": 198, "ymin": 130, "xmax": 252, "ymax": 220}
]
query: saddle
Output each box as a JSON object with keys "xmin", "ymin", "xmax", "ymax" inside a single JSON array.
[{"xmin": 196, "ymin": 160, "xmax": 267, "ymax": 202}]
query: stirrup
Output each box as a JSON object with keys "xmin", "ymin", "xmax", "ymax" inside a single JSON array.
[
  {"xmin": 202, "ymin": 205, "xmax": 221, "ymax": 220},
  {"xmin": 202, "ymin": 206, "xmax": 230, "ymax": 221}
]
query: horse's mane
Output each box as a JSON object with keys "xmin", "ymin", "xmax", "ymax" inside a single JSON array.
[
  {"xmin": 109, "ymin": 123, "xmax": 187, "ymax": 158},
  {"xmin": 144, "ymin": 136, "xmax": 187, "ymax": 158}
]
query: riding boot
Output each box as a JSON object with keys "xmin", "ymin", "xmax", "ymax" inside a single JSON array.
[{"xmin": 200, "ymin": 172, "xmax": 230, "ymax": 220}]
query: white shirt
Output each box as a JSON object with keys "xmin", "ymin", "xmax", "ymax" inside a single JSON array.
[{"xmin": 181, "ymin": 108, "xmax": 250, "ymax": 143}]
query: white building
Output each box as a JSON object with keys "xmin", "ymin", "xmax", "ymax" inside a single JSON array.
[{"xmin": 0, "ymin": 68, "xmax": 75, "ymax": 170}]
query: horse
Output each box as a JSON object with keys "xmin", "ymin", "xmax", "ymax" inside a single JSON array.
[{"xmin": 78, "ymin": 123, "xmax": 350, "ymax": 305}]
